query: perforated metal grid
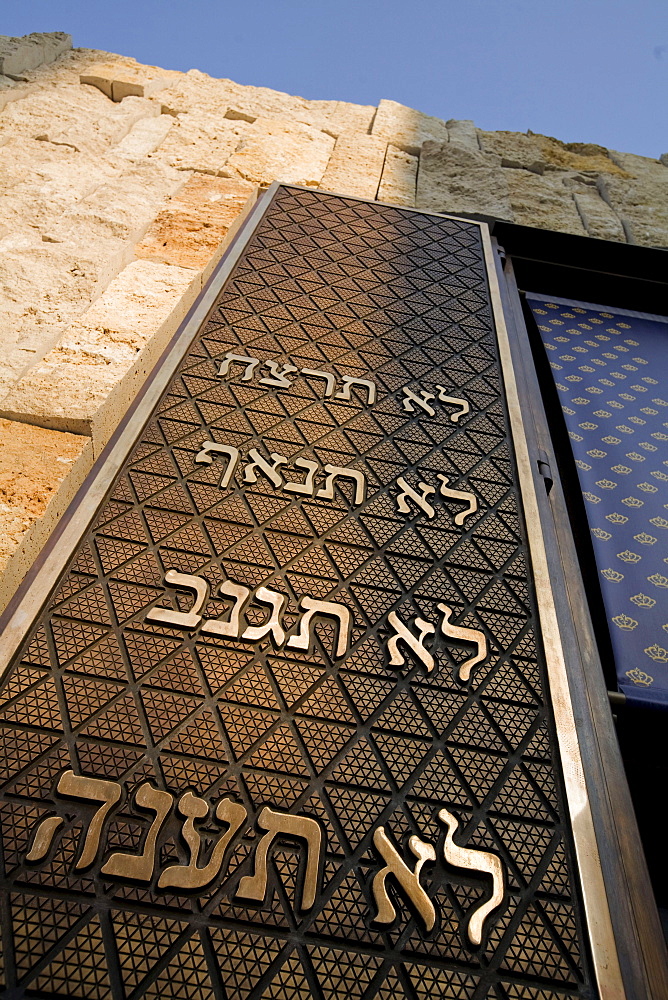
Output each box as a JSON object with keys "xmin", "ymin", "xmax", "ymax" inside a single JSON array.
[{"xmin": 0, "ymin": 187, "xmax": 595, "ymax": 999}]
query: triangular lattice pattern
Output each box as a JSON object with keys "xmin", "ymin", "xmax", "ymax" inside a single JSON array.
[{"xmin": 0, "ymin": 187, "xmax": 592, "ymax": 998}]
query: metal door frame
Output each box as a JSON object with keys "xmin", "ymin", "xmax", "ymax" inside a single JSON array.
[
  {"xmin": 1, "ymin": 183, "xmax": 665, "ymax": 998},
  {"xmin": 492, "ymin": 244, "xmax": 668, "ymax": 999}
]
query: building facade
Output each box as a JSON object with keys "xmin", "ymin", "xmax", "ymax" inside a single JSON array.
[{"xmin": 0, "ymin": 31, "xmax": 666, "ymax": 1000}]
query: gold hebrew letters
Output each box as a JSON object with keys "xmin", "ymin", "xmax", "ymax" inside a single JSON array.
[
  {"xmin": 437, "ymin": 604, "xmax": 488, "ymax": 682},
  {"xmin": 194, "ymin": 441, "xmax": 240, "ymax": 487},
  {"xmin": 286, "ymin": 596, "xmax": 352, "ymax": 658},
  {"xmin": 371, "ymin": 827, "xmax": 437, "ymax": 931},
  {"xmin": 218, "ymin": 352, "xmax": 377, "ymax": 405},
  {"xmin": 195, "ymin": 440, "xmax": 367, "ymax": 507},
  {"xmin": 101, "ymin": 783, "xmax": 173, "ymax": 881},
  {"xmin": 436, "ymin": 474, "xmax": 478, "ymax": 526},
  {"xmin": 158, "ymin": 793, "xmax": 247, "ymax": 891},
  {"xmin": 387, "ymin": 611, "xmax": 436, "ymax": 674},
  {"xmin": 235, "ymin": 807, "xmax": 323, "ymax": 911},
  {"xmin": 146, "ymin": 569, "xmax": 210, "ymax": 629},
  {"xmin": 438, "ymin": 807, "xmax": 505, "ymax": 946},
  {"xmin": 395, "ymin": 477, "xmax": 437, "ymax": 519},
  {"xmin": 146, "ymin": 575, "xmax": 353, "ymax": 658}
]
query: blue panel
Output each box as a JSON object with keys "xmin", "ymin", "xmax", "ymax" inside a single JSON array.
[{"xmin": 527, "ymin": 294, "xmax": 668, "ymax": 708}]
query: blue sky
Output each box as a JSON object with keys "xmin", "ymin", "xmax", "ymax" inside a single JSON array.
[{"xmin": 4, "ymin": 1, "xmax": 667, "ymax": 158}]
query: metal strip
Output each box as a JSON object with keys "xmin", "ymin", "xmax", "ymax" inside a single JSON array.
[
  {"xmin": 0, "ymin": 184, "xmax": 275, "ymax": 675},
  {"xmin": 481, "ymin": 228, "xmax": 625, "ymax": 998},
  {"xmin": 525, "ymin": 289, "xmax": 668, "ymax": 324}
]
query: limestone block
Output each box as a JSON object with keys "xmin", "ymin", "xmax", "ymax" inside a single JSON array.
[
  {"xmin": 0, "ymin": 32, "xmax": 71, "ymax": 77},
  {"xmin": 377, "ymin": 145, "xmax": 417, "ymax": 207},
  {"xmin": 226, "ymin": 118, "xmax": 334, "ymax": 186},
  {"xmin": 446, "ymin": 119, "xmax": 479, "ymax": 152},
  {"xmin": 533, "ymin": 134, "xmax": 628, "ymax": 177},
  {"xmin": 1, "ymin": 260, "xmax": 201, "ymax": 451},
  {"xmin": 113, "ymin": 114, "xmax": 174, "ymax": 159},
  {"xmin": 44, "ymin": 158, "xmax": 184, "ymax": 245},
  {"xmin": 0, "ymin": 86, "xmax": 160, "ymax": 155},
  {"xmin": 0, "ymin": 232, "xmax": 132, "ymax": 400},
  {"xmin": 320, "ymin": 134, "xmax": 387, "ymax": 199},
  {"xmin": 416, "ymin": 142, "xmax": 513, "ymax": 221},
  {"xmin": 80, "ymin": 61, "xmax": 170, "ymax": 102},
  {"xmin": 151, "ymin": 112, "xmax": 248, "ymax": 175},
  {"xmin": 0, "ymin": 83, "xmax": 29, "ymax": 114},
  {"xmin": 569, "ymin": 184, "xmax": 626, "ymax": 242},
  {"xmin": 372, "ymin": 99, "xmax": 449, "ymax": 156},
  {"xmin": 309, "ymin": 100, "xmax": 376, "ymax": 137},
  {"xmin": 0, "ymin": 137, "xmax": 117, "ymax": 238},
  {"xmin": 155, "ymin": 73, "xmax": 374, "ymax": 136},
  {"xmin": 0, "ymin": 417, "xmax": 92, "ymax": 613},
  {"xmin": 478, "ymin": 130, "xmax": 545, "ymax": 173},
  {"xmin": 505, "ymin": 170, "xmax": 586, "ymax": 236},
  {"xmin": 600, "ymin": 161, "xmax": 668, "ymax": 247},
  {"xmin": 135, "ymin": 174, "xmax": 256, "ymax": 273}
]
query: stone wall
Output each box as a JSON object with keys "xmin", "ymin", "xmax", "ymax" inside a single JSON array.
[{"xmin": 0, "ymin": 30, "xmax": 666, "ymax": 612}]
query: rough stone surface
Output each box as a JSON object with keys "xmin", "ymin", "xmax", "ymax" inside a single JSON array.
[
  {"xmin": 600, "ymin": 155, "xmax": 668, "ymax": 247},
  {"xmin": 372, "ymin": 98, "xmax": 449, "ymax": 155},
  {"xmin": 416, "ymin": 143, "xmax": 513, "ymax": 221},
  {"xmin": 114, "ymin": 114, "xmax": 174, "ymax": 159},
  {"xmin": 377, "ymin": 145, "xmax": 418, "ymax": 207},
  {"xmin": 0, "ymin": 417, "xmax": 92, "ymax": 612},
  {"xmin": 1, "ymin": 260, "xmax": 202, "ymax": 450},
  {"xmin": 150, "ymin": 111, "xmax": 248, "ymax": 175},
  {"xmin": 135, "ymin": 174, "xmax": 256, "ymax": 272},
  {"xmin": 479, "ymin": 130, "xmax": 546, "ymax": 173},
  {"xmin": 226, "ymin": 118, "xmax": 334, "ymax": 186},
  {"xmin": 0, "ymin": 31, "xmax": 666, "ymax": 608},
  {"xmin": 446, "ymin": 119, "xmax": 480, "ymax": 151},
  {"xmin": 80, "ymin": 61, "xmax": 172, "ymax": 102},
  {"xmin": 505, "ymin": 169, "xmax": 586, "ymax": 235},
  {"xmin": 0, "ymin": 32, "xmax": 71, "ymax": 77},
  {"xmin": 320, "ymin": 133, "xmax": 387, "ymax": 199},
  {"xmin": 569, "ymin": 182, "xmax": 627, "ymax": 242}
]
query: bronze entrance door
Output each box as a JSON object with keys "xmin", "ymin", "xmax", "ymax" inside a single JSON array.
[{"xmin": 0, "ymin": 185, "xmax": 653, "ymax": 998}]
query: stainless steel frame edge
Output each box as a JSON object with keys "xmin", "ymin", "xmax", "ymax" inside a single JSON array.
[
  {"xmin": 486, "ymin": 235, "xmax": 668, "ymax": 999},
  {"xmin": 0, "ymin": 183, "xmax": 280, "ymax": 674}
]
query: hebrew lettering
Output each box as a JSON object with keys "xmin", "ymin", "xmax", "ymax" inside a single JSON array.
[
  {"xmin": 334, "ymin": 375, "xmax": 377, "ymax": 405},
  {"xmin": 287, "ymin": 597, "xmax": 351, "ymax": 658},
  {"xmin": 438, "ymin": 807, "xmax": 505, "ymax": 946},
  {"xmin": 259, "ymin": 360, "xmax": 298, "ymax": 387},
  {"xmin": 387, "ymin": 611, "xmax": 436, "ymax": 674},
  {"xmin": 158, "ymin": 793, "xmax": 247, "ymax": 891},
  {"xmin": 235, "ymin": 807, "xmax": 323, "ymax": 911},
  {"xmin": 371, "ymin": 827, "xmax": 436, "ymax": 932},
  {"xmin": 437, "ymin": 604, "xmax": 488, "ymax": 682},
  {"xmin": 218, "ymin": 352, "xmax": 260, "ymax": 381},
  {"xmin": 241, "ymin": 586, "xmax": 288, "ymax": 646},
  {"xmin": 243, "ymin": 448, "xmax": 289, "ymax": 488},
  {"xmin": 52, "ymin": 771, "xmax": 122, "ymax": 870},
  {"xmin": 25, "ymin": 815, "xmax": 64, "ymax": 864},
  {"xmin": 146, "ymin": 570, "xmax": 210, "ymax": 629},
  {"xmin": 301, "ymin": 368, "xmax": 336, "ymax": 396},
  {"xmin": 395, "ymin": 477, "xmax": 437, "ymax": 519},
  {"xmin": 434, "ymin": 387, "xmax": 470, "ymax": 422},
  {"xmin": 436, "ymin": 475, "xmax": 478, "ymax": 526},
  {"xmin": 101, "ymin": 782, "xmax": 173, "ymax": 882},
  {"xmin": 401, "ymin": 387, "xmax": 436, "ymax": 417},
  {"xmin": 194, "ymin": 441, "xmax": 240, "ymax": 488},
  {"xmin": 284, "ymin": 457, "xmax": 319, "ymax": 496},
  {"xmin": 316, "ymin": 464, "xmax": 366, "ymax": 505},
  {"xmin": 201, "ymin": 579, "xmax": 251, "ymax": 638}
]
